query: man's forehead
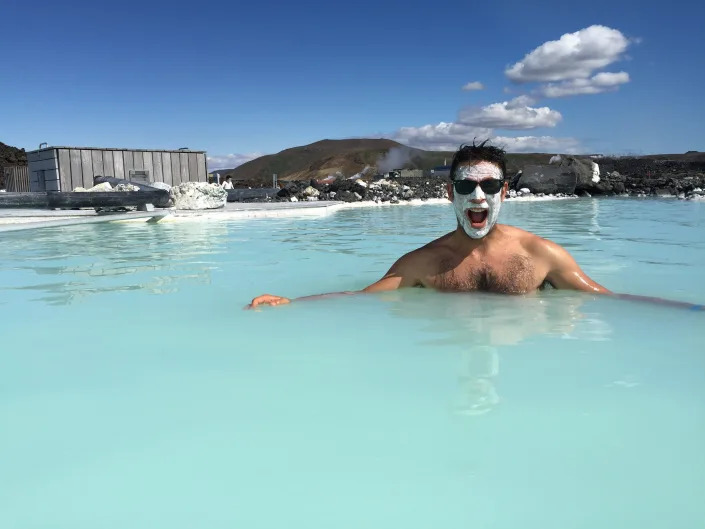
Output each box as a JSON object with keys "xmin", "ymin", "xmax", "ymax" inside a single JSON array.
[{"xmin": 456, "ymin": 161, "xmax": 503, "ymax": 180}]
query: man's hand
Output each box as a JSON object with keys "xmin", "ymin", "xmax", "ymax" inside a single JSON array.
[{"xmin": 247, "ymin": 294, "xmax": 292, "ymax": 309}]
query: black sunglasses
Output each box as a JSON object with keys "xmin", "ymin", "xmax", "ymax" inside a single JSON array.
[{"xmin": 452, "ymin": 179, "xmax": 504, "ymax": 195}]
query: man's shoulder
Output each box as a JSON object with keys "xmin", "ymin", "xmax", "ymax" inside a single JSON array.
[
  {"xmin": 495, "ymin": 224, "xmax": 544, "ymax": 244},
  {"xmin": 396, "ymin": 233, "xmax": 455, "ymax": 267},
  {"xmin": 496, "ymin": 224, "xmax": 562, "ymax": 256}
]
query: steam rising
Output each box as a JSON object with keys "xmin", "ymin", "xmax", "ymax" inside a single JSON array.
[{"xmin": 377, "ymin": 147, "xmax": 413, "ymax": 173}]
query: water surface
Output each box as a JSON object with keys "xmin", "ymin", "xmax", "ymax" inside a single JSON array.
[{"xmin": 1, "ymin": 198, "xmax": 704, "ymax": 528}]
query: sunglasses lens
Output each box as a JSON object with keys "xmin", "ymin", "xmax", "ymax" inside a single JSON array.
[
  {"xmin": 453, "ymin": 180, "xmax": 476, "ymax": 194},
  {"xmin": 453, "ymin": 179, "xmax": 503, "ymax": 195},
  {"xmin": 480, "ymin": 180, "xmax": 504, "ymax": 194}
]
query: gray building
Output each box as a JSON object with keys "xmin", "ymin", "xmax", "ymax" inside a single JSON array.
[{"xmin": 26, "ymin": 146, "xmax": 207, "ymax": 192}]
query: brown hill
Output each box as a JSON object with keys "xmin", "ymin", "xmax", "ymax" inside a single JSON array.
[
  {"xmin": 223, "ymin": 138, "xmax": 588, "ymax": 184},
  {"xmin": 224, "ymin": 139, "xmax": 453, "ymax": 183},
  {"xmin": 0, "ymin": 141, "xmax": 27, "ymax": 189},
  {"xmin": 0, "ymin": 141, "xmax": 26, "ymax": 166}
]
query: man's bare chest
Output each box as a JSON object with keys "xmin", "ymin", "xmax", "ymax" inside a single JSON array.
[{"xmin": 430, "ymin": 254, "xmax": 541, "ymax": 294}]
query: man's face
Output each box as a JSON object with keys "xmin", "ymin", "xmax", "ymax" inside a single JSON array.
[{"xmin": 449, "ymin": 161, "xmax": 506, "ymax": 239}]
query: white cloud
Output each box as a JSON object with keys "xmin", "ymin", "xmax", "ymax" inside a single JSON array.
[
  {"xmin": 459, "ymin": 101, "xmax": 562, "ymax": 129},
  {"xmin": 387, "ymin": 121, "xmax": 581, "ymax": 153},
  {"xmin": 540, "ymin": 71, "xmax": 630, "ymax": 97},
  {"xmin": 506, "ymin": 95, "xmax": 537, "ymax": 108},
  {"xmin": 492, "ymin": 135, "xmax": 583, "ymax": 153},
  {"xmin": 390, "ymin": 122, "xmax": 493, "ymax": 151},
  {"xmin": 505, "ymin": 25, "xmax": 630, "ymax": 83},
  {"xmin": 462, "ymin": 81, "xmax": 484, "ymax": 91},
  {"xmin": 207, "ymin": 152, "xmax": 263, "ymax": 171}
]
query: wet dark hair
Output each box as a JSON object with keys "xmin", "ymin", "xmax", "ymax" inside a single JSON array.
[{"xmin": 449, "ymin": 140, "xmax": 507, "ymax": 180}]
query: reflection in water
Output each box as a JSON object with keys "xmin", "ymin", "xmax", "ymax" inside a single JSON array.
[
  {"xmin": 456, "ymin": 345, "xmax": 499, "ymax": 416},
  {"xmin": 0, "ymin": 222, "xmax": 230, "ymax": 305},
  {"xmin": 378, "ymin": 289, "xmax": 612, "ymax": 416}
]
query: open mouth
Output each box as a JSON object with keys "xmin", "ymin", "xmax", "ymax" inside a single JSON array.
[{"xmin": 467, "ymin": 209, "xmax": 488, "ymax": 228}]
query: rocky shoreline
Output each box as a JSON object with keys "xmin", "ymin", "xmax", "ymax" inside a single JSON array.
[{"xmin": 271, "ymin": 155, "xmax": 705, "ymax": 204}]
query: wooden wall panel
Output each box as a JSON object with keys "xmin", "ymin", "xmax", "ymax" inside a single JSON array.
[
  {"xmin": 162, "ymin": 153, "xmax": 172, "ymax": 184},
  {"xmin": 58, "ymin": 149, "xmax": 72, "ymax": 191},
  {"xmin": 187, "ymin": 153, "xmax": 198, "ymax": 182},
  {"xmin": 70, "ymin": 150, "xmax": 82, "ymax": 189},
  {"xmin": 123, "ymin": 150, "xmax": 135, "ymax": 178},
  {"xmin": 80, "ymin": 149, "xmax": 93, "ymax": 187},
  {"xmin": 102, "ymin": 150, "xmax": 114, "ymax": 177},
  {"xmin": 171, "ymin": 153, "xmax": 181, "ymax": 186},
  {"xmin": 152, "ymin": 151, "xmax": 163, "ymax": 182},
  {"xmin": 179, "ymin": 152, "xmax": 188, "ymax": 184},
  {"xmin": 114, "ymin": 151, "xmax": 125, "ymax": 179},
  {"xmin": 91, "ymin": 150, "xmax": 104, "ymax": 177},
  {"xmin": 133, "ymin": 151, "xmax": 144, "ymax": 171},
  {"xmin": 196, "ymin": 153, "xmax": 206, "ymax": 182},
  {"xmin": 143, "ymin": 151, "xmax": 154, "ymax": 180}
]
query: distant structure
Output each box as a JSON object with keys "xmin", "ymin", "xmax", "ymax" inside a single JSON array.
[
  {"xmin": 26, "ymin": 145, "xmax": 207, "ymax": 192},
  {"xmin": 399, "ymin": 169, "xmax": 423, "ymax": 178},
  {"xmin": 431, "ymin": 165, "xmax": 452, "ymax": 178}
]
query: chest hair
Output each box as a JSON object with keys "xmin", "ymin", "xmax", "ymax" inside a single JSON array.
[{"xmin": 434, "ymin": 254, "xmax": 537, "ymax": 294}]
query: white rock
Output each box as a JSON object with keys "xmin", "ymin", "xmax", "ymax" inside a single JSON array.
[
  {"xmin": 355, "ymin": 180, "xmax": 368, "ymax": 188},
  {"xmin": 74, "ymin": 187, "xmax": 87, "ymax": 192},
  {"xmin": 169, "ymin": 182, "xmax": 227, "ymax": 210},
  {"xmin": 519, "ymin": 188, "xmax": 531, "ymax": 195},
  {"xmin": 369, "ymin": 179, "xmax": 398, "ymax": 191},
  {"xmin": 86, "ymin": 182, "xmax": 113, "ymax": 192},
  {"xmin": 508, "ymin": 189, "xmax": 517, "ymax": 198},
  {"xmin": 306, "ymin": 196, "xmax": 318, "ymax": 201},
  {"xmin": 303, "ymin": 185, "xmax": 320, "ymax": 197},
  {"xmin": 114, "ymin": 183, "xmax": 140, "ymax": 192},
  {"xmin": 353, "ymin": 192, "xmax": 362, "ymax": 201},
  {"xmin": 591, "ymin": 162, "xmax": 601, "ymax": 184},
  {"xmin": 290, "ymin": 196, "xmax": 299, "ymax": 202}
]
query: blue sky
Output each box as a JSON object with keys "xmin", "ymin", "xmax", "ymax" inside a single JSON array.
[{"xmin": 2, "ymin": 0, "xmax": 703, "ymax": 170}]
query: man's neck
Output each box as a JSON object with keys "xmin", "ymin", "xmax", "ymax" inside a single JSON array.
[{"xmin": 452, "ymin": 224, "xmax": 503, "ymax": 253}]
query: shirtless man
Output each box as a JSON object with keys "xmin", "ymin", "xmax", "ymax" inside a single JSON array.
[{"xmin": 249, "ymin": 141, "xmax": 612, "ymax": 309}]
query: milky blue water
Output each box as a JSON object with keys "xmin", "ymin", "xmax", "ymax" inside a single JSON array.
[{"xmin": 1, "ymin": 198, "xmax": 704, "ymax": 529}]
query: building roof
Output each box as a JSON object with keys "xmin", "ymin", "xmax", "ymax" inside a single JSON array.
[{"xmin": 26, "ymin": 146, "xmax": 206, "ymax": 154}]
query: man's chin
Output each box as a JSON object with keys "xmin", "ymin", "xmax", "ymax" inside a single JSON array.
[{"xmin": 459, "ymin": 219, "xmax": 495, "ymax": 239}]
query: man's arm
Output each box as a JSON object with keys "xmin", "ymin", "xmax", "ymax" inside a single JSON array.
[
  {"xmin": 534, "ymin": 238, "xmax": 612, "ymax": 294},
  {"xmin": 247, "ymin": 252, "xmax": 421, "ymax": 308},
  {"xmin": 533, "ymin": 237, "xmax": 705, "ymax": 310}
]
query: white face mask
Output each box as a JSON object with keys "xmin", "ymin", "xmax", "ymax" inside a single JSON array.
[{"xmin": 451, "ymin": 162, "xmax": 504, "ymax": 239}]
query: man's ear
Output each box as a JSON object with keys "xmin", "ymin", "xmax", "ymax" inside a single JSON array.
[
  {"xmin": 447, "ymin": 182, "xmax": 454, "ymax": 201},
  {"xmin": 500, "ymin": 181, "xmax": 509, "ymax": 201}
]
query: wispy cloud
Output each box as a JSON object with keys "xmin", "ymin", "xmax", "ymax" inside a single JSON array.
[
  {"xmin": 505, "ymin": 25, "xmax": 630, "ymax": 83},
  {"xmin": 207, "ymin": 152, "xmax": 264, "ymax": 171},
  {"xmin": 492, "ymin": 135, "xmax": 582, "ymax": 153},
  {"xmin": 539, "ymin": 71, "xmax": 630, "ymax": 97},
  {"xmin": 391, "ymin": 122, "xmax": 493, "ymax": 152},
  {"xmin": 459, "ymin": 100, "xmax": 560, "ymax": 129},
  {"xmin": 462, "ymin": 81, "xmax": 484, "ymax": 91},
  {"xmin": 389, "ymin": 121, "xmax": 578, "ymax": 153}
]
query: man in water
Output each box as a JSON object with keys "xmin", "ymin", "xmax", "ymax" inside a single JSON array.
[{"xmin": 249, "ymin": 141, "xmax": 611, "ymax": 308}]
